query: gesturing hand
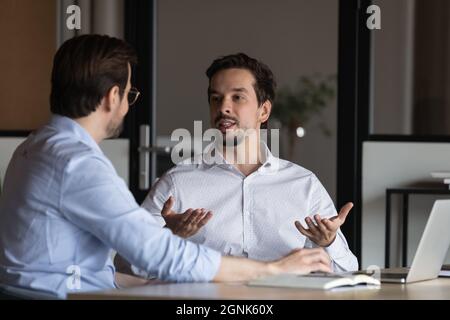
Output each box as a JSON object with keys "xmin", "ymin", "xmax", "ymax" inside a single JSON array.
[
  {"xmin": 294, "ymin": 202, "xmax": 354, "ymax": 247},
  {"xmin": 161, "ymin": 196, "xmax": 213, "ymax": 238}
]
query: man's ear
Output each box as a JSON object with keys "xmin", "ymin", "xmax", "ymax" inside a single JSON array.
[
  {"xmin": 259, "ymin": 100, "xmax": 272, "ymax": 124},
  {"xmin": 103, "ymin": 85, "xmax": 121, "ymax": 112}
]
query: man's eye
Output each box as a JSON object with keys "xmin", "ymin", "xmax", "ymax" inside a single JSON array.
[{"xmin": 234, "ymin": 95, "xmax": 244, "ymax": 101}]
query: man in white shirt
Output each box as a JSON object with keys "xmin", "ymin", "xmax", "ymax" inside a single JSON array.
[{"xmin": 142, "ymin": 53, "xmax": 358, "ymax": 272}]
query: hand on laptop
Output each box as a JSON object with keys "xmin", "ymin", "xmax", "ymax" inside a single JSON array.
[
  {"xmin": 294, "ymin": 202, "xmax": 354, "ymax": 247},
  {"xmin": 161, "ymin": 196, "xmax": 213, "ymax": 238}
]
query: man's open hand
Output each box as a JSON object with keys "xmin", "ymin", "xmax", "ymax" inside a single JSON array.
[
  {"xmin": 161, "ymin": 196, "xmax": 213, "ymax": 238},
  {"xmin": 294, "ymin": 202, "xmax": 354, "ymax": 247}
]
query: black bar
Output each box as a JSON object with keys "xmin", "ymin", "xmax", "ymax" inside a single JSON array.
[
  {"xmin": 337, "ymin": 0, "xmax": 372, "ymax": 262},
  {"xmin": 0, "ymin": 130, "xmax": 31, "ymax": 137},
  {"xmin": 124, "ymin": 0, "xmax": 155, "ymax": 203},
  {"xmin": 385, "ymin": 190, "xmax": 391, "ymax": 268},
  {"xmin": 337, "ymin": 0, "xmax": 359, "ymax": 259},
  {"xmin": 367, "ymin": 135, "xmax": 450, "ymax": 142},
  {"xmin": 355, "ymin": 0, "xmax": 372, "ymax": 263},
  {"xmin": 386, "ymin": 188, "xmax": 450, "ymax": 195},
  {"xmin": 402, "ymin": 194, "xmax": 409, "ymax": 267}
]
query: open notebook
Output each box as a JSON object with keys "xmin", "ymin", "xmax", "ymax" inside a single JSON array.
[{"xmin": 248, "ymin": 272, "xmax": 381, "ymax": 290}]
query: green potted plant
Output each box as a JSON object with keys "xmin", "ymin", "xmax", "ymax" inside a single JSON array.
[{"xmin": 271, "ymin": 74, "xmax": 336, "ymax": 158}]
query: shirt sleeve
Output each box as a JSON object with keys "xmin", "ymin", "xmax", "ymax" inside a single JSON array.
[
  {"xmin": 141, "ymin": 171, "xmax": 178, "ymax": 226},
  {"xmin": 303, "ymin": 174, "xmax": 359, "ymax": 272},
  {"xmin": 134, "ymin": 171, "xmax": 179, "ymax": 278},
  {"xmin": 59, "ymin": 154, "xmax": 221, "ymax": 282}
]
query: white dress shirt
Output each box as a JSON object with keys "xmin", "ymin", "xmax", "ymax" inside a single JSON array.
[
  {"xmin": 0, "ymin": 115, "xmax": 220, "ymax": 298},
  {"xmin": 142, "ymin": 143, "xmax": 358, "ymax": 273}
]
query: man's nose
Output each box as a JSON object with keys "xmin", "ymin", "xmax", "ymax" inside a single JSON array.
[{"xmin": 218, "ymin": 97, "xmax": 232, "ymax": 114}]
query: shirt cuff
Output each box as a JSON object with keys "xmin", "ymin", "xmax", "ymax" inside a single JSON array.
[
  {"xmin": 130, "ymin": 245, "xmax": 222, "ymax": 282},
  {"xmin": 323, "ymin": 235, "xmax": 347, "ymax": 260},
  {"xmin": 192, "ymin": 246, "xmax": 222, "ymax": 282}
]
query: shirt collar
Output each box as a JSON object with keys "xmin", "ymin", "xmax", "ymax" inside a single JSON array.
[
  {"xmin": 48, "ymin": 114, "xmax": 103, "ymax": 154},
  {"xmin": 258, "ymin": 142, "xmax": 279, "ymax": 174},
  {"xmin": 201, "ymin": 141, "xmax": 279, "ymax": 174}
]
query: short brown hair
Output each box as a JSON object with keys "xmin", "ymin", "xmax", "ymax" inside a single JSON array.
[
  {"xmin": 50, "ymin": 34, "xmax": 137, "ymax": 118},
  {"xmin": 206, "ymin": 53, "xmax": 276, "ymax": 106}
]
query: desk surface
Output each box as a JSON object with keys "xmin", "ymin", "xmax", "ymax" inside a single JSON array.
[{"xmin": 69, "ymin": 277, "xmax": 450, "ymax": 300}]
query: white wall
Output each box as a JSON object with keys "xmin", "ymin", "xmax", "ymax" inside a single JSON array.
[
  {"xmin": 0, "ymin": 138, "xmax": 129, "ymax": 189},
  {"xmin": 100, "ymin": 139, "xmax": 129, "ymax": 185},
  {"xmin": 156, "ymin": 0, "xmax": 338, "ymax": 200},
  {"xmin": 0, "ymin": 138, "xmax": 25, "ymax": 189},
  {"xmin": 362, "ymin": 141, "xmax": 450, "ymax": 268}
]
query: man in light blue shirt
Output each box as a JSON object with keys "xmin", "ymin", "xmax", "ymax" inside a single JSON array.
[{"xmin": 0, "ymin": 35, "xmax": 332, "ymax": 298}]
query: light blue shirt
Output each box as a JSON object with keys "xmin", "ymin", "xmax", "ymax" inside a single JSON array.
[{"xmin": 0, "ymin": 115, "xmax": 221, "ymax": 298}]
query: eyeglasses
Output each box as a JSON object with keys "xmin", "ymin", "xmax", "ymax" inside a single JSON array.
[{"xmin": 128, "ymin": 87, "xmax": 140, "ymax": 106}]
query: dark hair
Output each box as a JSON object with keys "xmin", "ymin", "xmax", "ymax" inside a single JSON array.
[
  {"xmin": 50, "ymin": 34, "xmax": 137, "ymax": 118},
  {"xmin": 205, "ymin": 53, "xmax": 276, "ymax": 106}
]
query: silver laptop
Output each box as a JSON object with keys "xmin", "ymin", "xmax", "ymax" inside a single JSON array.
[{"xmin": 381, "ymin": 200, "xmax": 450, "ymax": 283}]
